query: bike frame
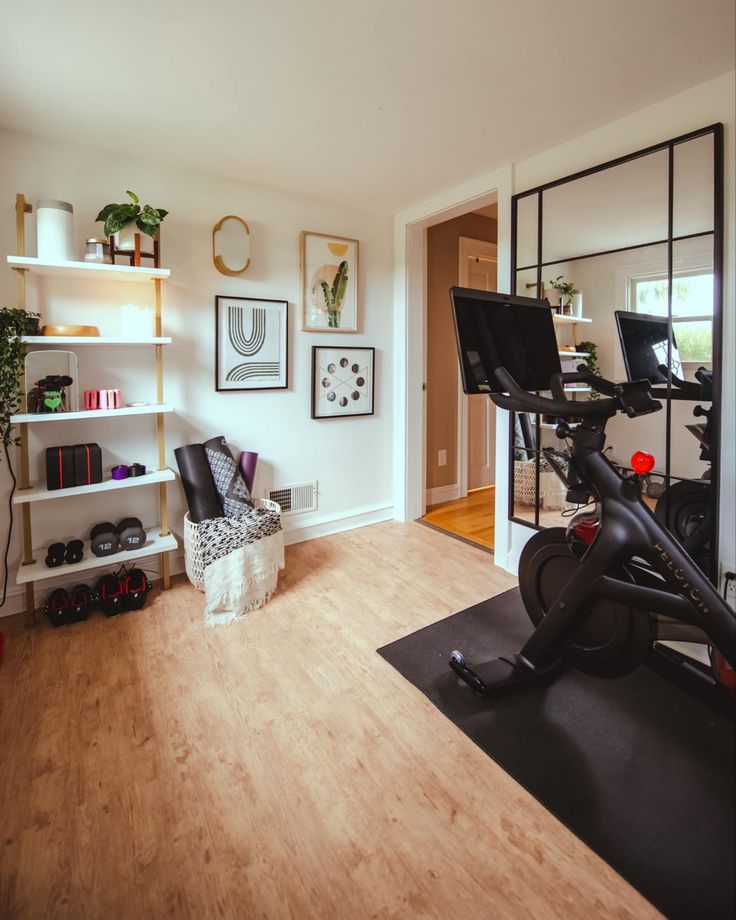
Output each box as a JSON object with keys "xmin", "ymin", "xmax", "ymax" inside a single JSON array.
[{"xmin": 518, "ymin": 425, "xmax": 736, "ymax": 670}]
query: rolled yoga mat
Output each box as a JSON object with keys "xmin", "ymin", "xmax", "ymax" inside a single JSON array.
[
  {"xmin": 238, "ymin": 451, "xmax": 258, "ymax": 495},
  {"xmin": 203, "ymin": 435, "xmax": 253, "ymax": 518},
  {"xmin": 174, "ymin": 444, "xmax": 224, "ymax": 523}
]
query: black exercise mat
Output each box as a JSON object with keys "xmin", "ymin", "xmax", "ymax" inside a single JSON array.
[
  {"xmin": 174, "ymin": 443, "xmax": 224, "ymax": 523},
  {"xmin": 378, "ymin": 588, "xmax": 735, "ymax": 920}
]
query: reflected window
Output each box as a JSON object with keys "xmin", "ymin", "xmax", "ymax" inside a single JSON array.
[{"xmin": 629, "ymin": 271, "xmax": 713, "ymax": 365}]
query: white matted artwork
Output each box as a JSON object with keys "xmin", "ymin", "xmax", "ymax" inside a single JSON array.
[
  {"xmin": 301, "ymin": 231, "xmax": 359, "ymax": 331},
  {"xmin": 311, "ymin": 346, "xmax": 374, "ymax": 419},
  {"xmin": 215, "ymin": 296, "xmax": 288, "ymax": 391}
]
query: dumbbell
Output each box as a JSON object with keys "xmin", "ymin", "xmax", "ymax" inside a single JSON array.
[
  {"xmin": 117, "ymin": 518, "xmax": 146, "ymax": 551},
  {"xmin": 90, "ymin": 522, "xmax": 120, "ymax": 557},
  {"xmin": 44, "ymin": 540, "xmax": 84, "ymax": 567}
]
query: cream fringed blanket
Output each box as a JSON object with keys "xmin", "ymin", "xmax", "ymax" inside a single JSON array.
[{"xmin": 197, "ymin": 507, "xmax": 284, "ymax": 628}]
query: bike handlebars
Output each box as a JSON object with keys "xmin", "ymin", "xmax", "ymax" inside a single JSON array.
[{"xmin": 491, "ymin": 366, "xmax": 662, "ymax": 421}]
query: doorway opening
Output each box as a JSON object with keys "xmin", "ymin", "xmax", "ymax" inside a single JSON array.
[{"xmin": 421, "ymin": 203, "xmax": 498, "ymax": 550}]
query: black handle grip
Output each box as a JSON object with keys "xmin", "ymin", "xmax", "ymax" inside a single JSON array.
[{"xmin": 491, "ymin": 368, "xmax": 618, "ymax": 419}]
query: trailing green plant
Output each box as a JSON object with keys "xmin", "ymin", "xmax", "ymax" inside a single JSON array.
[
  {"xmin": 96, "ymin": 190, "xmax": 168, "ymax": 239},
  {"xmin": 1, "ymin": 307, "xmax": 39, "ymax": 456},
  {"xmin": 317, "ymin": 261, "xmax": 349, "ymax": 328},
  {"xmin": 577, "ymin": 340, "xmax": 601, "ymax": 400},
  {"xmin": 548, "ymin": 274, "xmax": 576, "ymax": 306}
]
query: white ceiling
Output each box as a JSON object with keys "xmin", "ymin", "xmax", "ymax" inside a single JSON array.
[{"xmin": 1, "ymin": 0, "xmax": 733, "ymax": 215}]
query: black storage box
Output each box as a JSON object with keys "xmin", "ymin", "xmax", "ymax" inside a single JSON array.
[
  {"xmin": 46, "ymin": 445, "xmax": 76, "ymax": 491},
  {"xmin": 73, "ymin": 443, "xmax": 103, "ymax": 486}
]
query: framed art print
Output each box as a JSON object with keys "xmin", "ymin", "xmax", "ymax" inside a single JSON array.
[
  {"xmin": 301, "ymin": 231, "xmax": 359, "ymax": 331},
  {"xmin": 311, "ymin": 346, "xmax": 374, "ymax": 419},
  {"xmin": 215, "ymin": 296, "xmax": 288, "ymax": 391}
]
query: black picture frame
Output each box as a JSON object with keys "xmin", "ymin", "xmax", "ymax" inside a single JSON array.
[
  {"xmin": 215, "ymin": 295, "xmax": 288, "ymax": 391},
  {"xmin": 311, "ymin": 346, "xmax": 375, "ymax": 419}
]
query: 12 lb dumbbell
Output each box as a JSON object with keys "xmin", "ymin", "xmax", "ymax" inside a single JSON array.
[
  {"xmin": 117, "ymin": 517, "xmax": 146, "ymax": 551},
  {"xmin": 90, "ymin": 522, "xmax": 120, "ymax": 557}
]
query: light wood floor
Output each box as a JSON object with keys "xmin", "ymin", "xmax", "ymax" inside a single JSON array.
[
  {"xmin": 422, "ymin": 486, "xmax": 495, "ymax": 550},
  {"xmin": 0, "ymin": 521, "xmax": 659, "ymax": 919}
]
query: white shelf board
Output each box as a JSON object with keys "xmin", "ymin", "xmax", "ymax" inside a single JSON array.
[
  {"xmin": 541, "ymin": 422, "xmax": 580, "ymax": 430},
  {"xmin": 7, "ymin": 255, "xmax": 170, "ymax": 282},
  {"xmin": 16, "ymin": 529, "xmax": 178, "ymax": 585},
  {"xmin": 553, "ymin": 314, "xmax": 592, "ymax": 324},
  {"xmin": 12, "ymin": 404, "xmax": 173, "ymax": 424},
  {"xmin": 563, "ymin": 386, "xmax": 592, "ymax": 392},
  {"xmin": 22, "ymin": 335, "xmax": 171, "ymax": 345},
  {"xmin": 12, "ymin": 468, "xmax": 175, "ymax": 506},
  {"xmin": 558, "ymin": 351, "xmax": 590, "ymax": 359}
]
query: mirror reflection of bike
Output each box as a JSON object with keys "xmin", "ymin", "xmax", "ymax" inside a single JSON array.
[
  {"xmin": 448, "ymin": 288, "xmax": 735, "ymax": 699},
  {"xmin": 615, "ymin": 310, "xmax": 713, "ymax": 575}
]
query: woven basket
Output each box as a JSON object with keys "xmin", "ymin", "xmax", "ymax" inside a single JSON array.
[
  {"xmin": 184, "ymin": 498, "xmax": 282, "ymax": 593},
  {"xmin": 514, "ymin": 461, "xmax": 575, "ymax": 511}
]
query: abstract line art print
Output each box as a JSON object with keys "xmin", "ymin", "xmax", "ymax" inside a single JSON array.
[
  {"xmin": 311, "ymin": 346, "xmax": 375, "ymax": 419},
  {"xmin": 215, "ymin": 296, "xmax": 288, "ymax": 391}
]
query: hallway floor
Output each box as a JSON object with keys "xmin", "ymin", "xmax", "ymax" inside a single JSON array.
[{"xmin": 421, "ymin": 486, "xmax": 494, "ymax": 550}]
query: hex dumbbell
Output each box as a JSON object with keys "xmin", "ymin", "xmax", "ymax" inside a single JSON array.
[
  {"xmin": 90, "ymin": 522, "xmax": 120, "ymax": 557},
  {"xmin": 117, "ymin": 518, "xmax": 145, "ymax": 551}
]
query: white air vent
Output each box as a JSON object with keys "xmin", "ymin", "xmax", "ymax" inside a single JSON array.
[{"xmin": 267, "ymin": 481, "xmax": 317, "ymax": 515}]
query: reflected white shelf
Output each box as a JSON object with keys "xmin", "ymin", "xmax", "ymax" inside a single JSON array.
[
  {"xmin": 13, "ymin": 468, "xmax": 175, "ymax": 505},
  {"xmin": 7, "ymin": 255, "xmax": 170, "ymax": 282},
  {"xmin": 16, "ymin": 529, "xmax": 178, "ymax": 585},
  {"xmin": 541, "ymin": 422, "xmax": 580, "ymax": 430},
  {"xmin": 563, "ymin": 386, "xmax": 592, "ymax": 392},
  {"xmin": 553, "ymin": 314, "xmax": 592, "ymax": 324},
  {"xmin": 558, "ymin": 351, "xmax": 590, "ymax": 359},
  {"xmin": 12, "ymin": 404, "xmax": 173, "ymax": 424},
  {"xmin": 22, "ymin": 335, "xmax": 171, "ymax": 345}
]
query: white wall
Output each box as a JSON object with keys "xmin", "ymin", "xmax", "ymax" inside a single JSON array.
[
  {"xmin": 0, "ymin": 128, "xmax": 394, "ymax": 616},
  {"xmin": 500, "ymin": 71, "xmax": 735, "ymax": 585}
]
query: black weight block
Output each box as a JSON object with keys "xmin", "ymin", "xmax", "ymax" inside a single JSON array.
[
  {"xmin": 73, "ymin": 443, "xmax": 103, "ymax": 486},
  {"xmin": 46, "ymin": 446, "xmax": 76, "ymax": 491}
]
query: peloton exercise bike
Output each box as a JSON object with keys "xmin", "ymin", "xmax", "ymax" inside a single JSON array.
[
  {"xmin": 615, "ymin": 309, "xmax": 714, "ymax": 574},
  {"xmin": 447, "ymin": 287, "xmax": 736, "ymax": 698}
]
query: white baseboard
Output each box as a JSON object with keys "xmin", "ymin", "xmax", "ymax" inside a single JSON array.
[
  {"xmin": 282, "ymin": 502, "xmax": 394, "ymax": 545},
  {"xmin": 426, "ymin": 483, "xmax": 460, "ymax": 506},
  {"xmin": 0, "ymin": 504, "xmax": 395, "ymax": 619}
]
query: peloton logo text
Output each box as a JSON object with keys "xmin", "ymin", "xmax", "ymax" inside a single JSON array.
[{"xmin": 654, "ymin": 543, "xmax": 710, "ymax": 616}]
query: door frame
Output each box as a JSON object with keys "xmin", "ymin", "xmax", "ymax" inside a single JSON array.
[
  {"xmin": 392, "ymin": 163, "xmax": 514, "ymax": 566},
  {"xmin": 457, "ymin": 237, "xmax": 498, "ymax": 497}
]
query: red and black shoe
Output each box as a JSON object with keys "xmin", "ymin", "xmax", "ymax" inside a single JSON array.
[
  {"xmin": 43, "ymin": 588, "xmax": 71, "ymax": 628},
  {"xmin": 67, "ymin": 584, "xmax": 93, "ymax": 623},
  {"xmin": 94, "ymin": 574, "xmax": 125, "ymax": 617}
]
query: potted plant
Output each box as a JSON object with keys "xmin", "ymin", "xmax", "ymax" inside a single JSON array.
[
  {"xmin": 96, "ymin": 190, "xmax": 168, "ymax": 252},
  {"xmin": 0, "ymin": 307, "xmax": 39, "ymax": 464},
  {"xmin": 577, "ymin": 340, "xmax": 601, "ymax": 400},
  {"xmin": 548, "ymin": 275, "xmax": 578, "ymax": 314}
]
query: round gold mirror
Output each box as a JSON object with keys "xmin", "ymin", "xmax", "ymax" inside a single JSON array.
[{"xmin": 213, "ymin": 215, "xmax": 251, "ymax": 275}]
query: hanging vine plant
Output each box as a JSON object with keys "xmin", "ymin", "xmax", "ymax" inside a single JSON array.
[
  {"xmin": 0, "ymin": 306, "xmax": 38, "ymax": 609},
  {"xmin": 1, "ymin": 307, "xmax": 38, "ymax": 455}
]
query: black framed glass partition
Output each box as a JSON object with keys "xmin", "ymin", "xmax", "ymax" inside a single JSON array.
[{"xmin": 509, "ymin": 124, "xmax": 723, "ymax": 580}]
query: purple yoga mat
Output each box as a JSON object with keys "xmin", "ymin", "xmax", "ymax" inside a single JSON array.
[{"xmin": 239, "ymin": 451, "xmax": 258, "ymax": 494}]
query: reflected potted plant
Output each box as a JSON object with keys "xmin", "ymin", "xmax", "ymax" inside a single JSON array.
[
  {"xmin": 96, "ymin": 190, "xmax": 168, "ymax": 252},
  {"xmin": 548, "ymin": 275, "xmax": 581, "ymax": 315}
]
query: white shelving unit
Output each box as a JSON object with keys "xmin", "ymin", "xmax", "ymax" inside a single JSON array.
[
  {"xmin": 12, "ymin": 468, "xmax": 176, "ymax": 506},
  {"xmin": 7, "ymin": 255, "xmax": 170, "ymax": 282},
  {"xmin": 22, "ymin": 335, "xmax": 172, "ymax": 345},
  {"xmin": 16, "ymin": 530, "xmax": 178, "ymax": 586},
  {"xmin": 9, "ymin": 193, "xmax": 176, "ymax": 617},
  {"xmin": 553, "ymin": 313, "xmax": 592, "ymax": 325},
  {"xmin": 12, "ymin": 404, "xmax": 173, "ymax": 424}
]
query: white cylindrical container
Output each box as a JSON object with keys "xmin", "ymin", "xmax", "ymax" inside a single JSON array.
[
  {"xmin": 572, "ymin": 292, "xmax": 584, "ymax": 317},
  {"xmin": 36, "ymin": 200, "xmax": 74, "ymax": 261}
]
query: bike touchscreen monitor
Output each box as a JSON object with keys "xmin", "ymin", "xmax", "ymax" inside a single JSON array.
[
  {"xmin": 450, "ymin": 287, "xmax": 561, "ymax": 394},
  {"xmin": 615, "ymin": 311, "xmax": 682, "ymax": 384}
]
